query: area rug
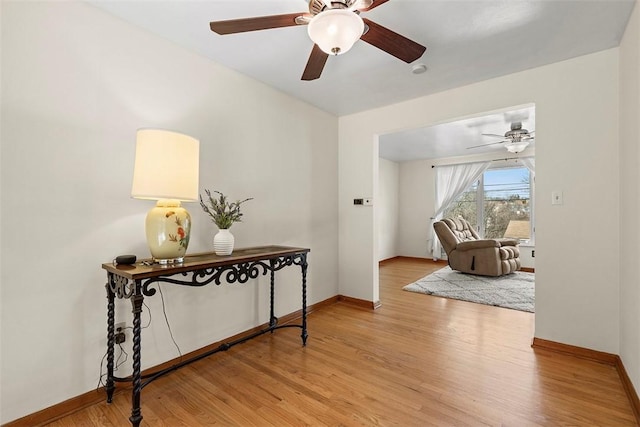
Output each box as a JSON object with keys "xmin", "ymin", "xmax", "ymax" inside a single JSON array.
[{"xmin": 403, "ymin": 266, "xmax": 535, "ymax": 313}]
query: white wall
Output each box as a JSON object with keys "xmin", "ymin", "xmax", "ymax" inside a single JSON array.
[
  {"xmin": 0, "ymin": 1, "xmax": 4, "ymax": 409},
  {"xmin": 338, "ymin": 128, "xmax": 379, "ymax": 302},
  {"xmin": 397, "ymin": 159, "xmax": 433, "ymax": 258},
  {"xmin": 518, "ymin": 245, "xmax": 536, "ymax": 270},
  {"xmin": 619, "ymin": 1, "xmax": 640, "ymax": 399},
  {"xmin": 339, "ymin": 49, "xmax": 620, "ymax": 356},
  {"xmin": 378, "ymin": 158, "xmax": 399, "ymax": 261},
  {"xmin": 0, "ymin": 2, "xmax": 339, "ymax": 423}
]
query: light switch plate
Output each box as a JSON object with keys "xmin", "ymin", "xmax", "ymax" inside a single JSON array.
[{"xmin": 552, "ymin": 191, "xmax": 563, "ymax": 205}]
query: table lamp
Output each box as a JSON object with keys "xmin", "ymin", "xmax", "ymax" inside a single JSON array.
[{"xmin": 131, "ymin": 129, "xmax": 200, "ymax": 264}]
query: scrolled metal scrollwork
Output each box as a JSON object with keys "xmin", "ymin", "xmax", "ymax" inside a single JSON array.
[
  {"xmin": 108, "ymin": 275, "xmax": 134, "ymax": 299},
  {"xmin": 217, "ymin": 261, "xmax": 270, "ymax": 284},
  {"xmin": 141, "ymin": 280, "xmax": 157, "ymax": 297},
  {"xmin": 292, "ymin": 253, "xmax": 308, "ymax": 268},
  {"xmin": 271, "ymin": 255, "xmax": 295, "ymax": 272},
  {"xmin": 138, "ymin": 260, "xmax": 274, "ymax": 288},
  {"xmin": 125, "ymin": 255, "xmax": 306, "ymax": 292}
]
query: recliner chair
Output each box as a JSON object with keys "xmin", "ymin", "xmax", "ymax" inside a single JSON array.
[{"xmin": 433, "ymin": 217, "xmax": 521, "ymax": 276}]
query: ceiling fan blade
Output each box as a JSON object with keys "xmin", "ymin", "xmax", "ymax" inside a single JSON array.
[
  {"xmin": 360, "ymin": 0, "xmax": 391, "ymax": 11},
  {"xmin": 360, "ymin": 18, "xmax": 426, "ymax": 63},
  {"xmin": 302, "ymin": 44, "xmax": 329, "ymax": 81},
  {"xmin": 210, "ymin": 13, "xmax": 303, "ymax": 35},
  {"xmin": 467, "ymin": 140, "xmax": 508, "ymax": 149},
  {"xmin": 482, "ymin": 133, "xmax": 506, "ymax": 138}
]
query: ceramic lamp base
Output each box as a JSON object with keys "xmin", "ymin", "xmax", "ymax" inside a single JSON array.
[{"xmin": 145, "ymin": 199, "xmax": 191, "ymax": 264}]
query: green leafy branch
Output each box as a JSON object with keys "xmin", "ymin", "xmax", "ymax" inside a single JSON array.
[{"xmin": 199, "ymin": 189, "xmax": 253, "ymax": 230}]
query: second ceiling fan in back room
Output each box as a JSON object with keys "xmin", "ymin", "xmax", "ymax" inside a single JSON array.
[
  {"xmin": 467, "ymin": 122, "xmax": 535, "ymax": 154},
  {"xmin": 209, "ymin": 0, "xmax": 427, "ymax": 81}
]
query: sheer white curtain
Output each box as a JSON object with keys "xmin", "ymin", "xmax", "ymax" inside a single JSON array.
[
  {"xmin": 520, "ymin": 157, "xmax": 535, "ymax": 178},
  {"xmin": 520, "ymin": 156, "xmax": 535, "ymax": 244},
  {"xmin": 430, "ymin": 161, "xmax": 491, "ymax": 259}
]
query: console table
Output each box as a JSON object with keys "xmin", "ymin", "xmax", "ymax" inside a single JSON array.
[{"xmin": 102, "ymin": 245, "xmax": 310, "ymax": 427}]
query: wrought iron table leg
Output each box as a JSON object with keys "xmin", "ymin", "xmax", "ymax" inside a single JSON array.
[
  {"xmin": 300, "ymin": 254, "xmax": 308, "ymax": 346},
  {"xmin": 129, "ymin": 286, "xmax": 144, "ymax": 427},
  {"xmin": 105, "ymin": 275, "xmax": 116, "ymax": 403},
  {"xmin": 269, "ymin": 265, "xmax": 277, "ymax": 329}
]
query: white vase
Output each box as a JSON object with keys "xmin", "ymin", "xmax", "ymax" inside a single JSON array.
[{"xmin": 213, "ymin": 229, "xmax": 234, "ymax": 255}]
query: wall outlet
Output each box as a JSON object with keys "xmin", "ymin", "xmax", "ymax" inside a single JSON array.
[{"xmin": 115, "ymin": 322, "xmax": 126, "ymax": 344}]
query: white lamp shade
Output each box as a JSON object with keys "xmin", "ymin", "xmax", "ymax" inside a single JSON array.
[
  {"xmin": 131, "ymin": 129, "xmax": 200, "ymax": 201},
  {"xmin": 308, "ymin": 9, "xmax": 364, "ymax": 55}
]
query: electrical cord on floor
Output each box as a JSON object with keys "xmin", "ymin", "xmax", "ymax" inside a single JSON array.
[
  {"xmin": 157, "ymin": 283, "xmax": 183, "ymax": 361},
  {"xmin": 114, "ymin": 343, "xmax": 128, "ymax": 369},
  {"xmin": 96, "ymin": 342, "xmax": 129, "ymax": 391},
  {"xmin": 119, "ymin": 301, "xmax": 152, "ymax": 334},
  {"xmin": 97, "ymin": 353, "xmax": 107, "ymax": 390}
]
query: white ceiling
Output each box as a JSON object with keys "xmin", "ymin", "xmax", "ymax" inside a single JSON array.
[
  {"xmin": 379, "ymin": 105, "xmax": 535, "ymax": 161},
  {"xmin": 88, "ymin": 0, "xmax": 634, "ymax": 117},
  {"xmin": 87, "ymin": 0, "xmax": 633, "ymax": 161}
]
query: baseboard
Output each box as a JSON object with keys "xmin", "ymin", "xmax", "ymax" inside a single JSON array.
[
  {"xmin": 532, "ymin": 337, "xmax": 618, "ymax": 364},
  {"xmin": 2, "ymin": 295, "xmax": 340, "ymax": 427},
  {"xmin": 615, "ymin": 354, "xmax": 640, "ymax": 423},
  {"xmin": 532, "ymin": 338, "xmax": 640, "ymax": 424},
  {"xmin": 379, "ymin": 256, "xmax": 448, "ymax": 265},
  {"xmin": 338, "ymin": 294, "xmax": 381, "ymax": 310},
  {"xmin": 381, "ymin": 256, "xmax": 533, "ymax": 273},
  {"xmin": 1, "ymin": 389, "xmax": 115, "ymax": 427}
]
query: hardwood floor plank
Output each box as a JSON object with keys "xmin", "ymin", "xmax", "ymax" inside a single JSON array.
[{"xmin": 43, "ymin": 257, "xmax": 635, "ymax": 426}]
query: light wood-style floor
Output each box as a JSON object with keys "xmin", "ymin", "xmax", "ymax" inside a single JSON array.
[{"xmin": 47, "ymin": 257, "xmax": 636, "ymax": 426}]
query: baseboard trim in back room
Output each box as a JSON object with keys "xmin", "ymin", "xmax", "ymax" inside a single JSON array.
[{"xmin": 338, "ymin": 294, "xmax": 381, "ymax": 309}]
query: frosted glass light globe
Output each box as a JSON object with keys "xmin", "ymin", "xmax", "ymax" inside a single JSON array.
[{"xmin": 308, "ymin": 9, "xmax": 364, "ymax": 55}]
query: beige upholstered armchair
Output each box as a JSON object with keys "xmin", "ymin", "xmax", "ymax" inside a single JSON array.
[{"xmin": 434, "ymin": 217, "xmax": 521, "ymax": 277}]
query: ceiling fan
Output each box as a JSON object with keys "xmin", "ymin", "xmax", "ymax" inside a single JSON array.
[
  {"xmin": 467, "ymin": 122, "xmax": 535, "ymax": 153},
  {"xmin": 209, "ymin": 0, "xmax": 426, "ymax": 81}
]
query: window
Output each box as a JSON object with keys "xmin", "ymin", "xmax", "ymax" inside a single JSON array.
[
  {"xmin": 442, "ymin": 180, "xmax": 479, "ymax": 231},
  {"xmin": 443, "ymin": 165, "xmax": 534, "ymax": 243}
]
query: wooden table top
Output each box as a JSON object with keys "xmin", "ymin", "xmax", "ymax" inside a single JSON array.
[{"xmin": 102, "ymin": 245, "xmax": 310, "ymax": 280}]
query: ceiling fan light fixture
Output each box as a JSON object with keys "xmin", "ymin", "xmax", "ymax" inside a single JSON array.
[
  {"xmin": 308, "ymin": 9, "xmax": 364, "ymax": 55},
  {"xmin": 506, "ymin": 141, "xmax": 530, "ymax": 153}
]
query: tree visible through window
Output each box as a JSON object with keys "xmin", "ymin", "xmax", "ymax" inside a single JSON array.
[
  {"xmin": 443, "ymin": 181, "xmax": 478, "ymax": 231},
  {"xmin": 443, "ymin": 166, "xmax": 533, "ymax": 243}
]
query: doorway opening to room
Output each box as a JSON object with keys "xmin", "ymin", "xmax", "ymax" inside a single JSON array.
[{"xmin": 377, "ymin": 104, "xmax": 535, "ymax": 313}]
